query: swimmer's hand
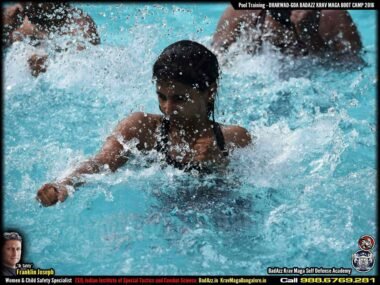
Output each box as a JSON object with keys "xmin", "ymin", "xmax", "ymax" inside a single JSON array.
[
  {"xmin": 36, "ymin": 183, "xmax": 69, "ymax": 207},
  {"xmin": 28, "ymin": 54, "xmax": 48, "ymax": 77},
  {"xmin": 3, "ymin": 4, "xmax": 24, "ymax": 28}
]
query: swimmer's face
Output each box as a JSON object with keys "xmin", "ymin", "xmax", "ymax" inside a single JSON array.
[
  {"xmin": 2, "ymin": 240, "xmax": 22, "ymax": 268},
  {"xmin": 156, "ymin": 80, "xmax": 212, "ymax": 122}
]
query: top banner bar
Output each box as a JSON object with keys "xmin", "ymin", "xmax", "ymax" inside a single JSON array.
[{"xmin": 230, "ymin": 0, "xmax": 377, "ymax": 9}]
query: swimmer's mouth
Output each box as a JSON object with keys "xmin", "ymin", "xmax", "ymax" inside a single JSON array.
[{"xmin": 163, "ymin": 113, "xmax": 180, "ymax": 121}]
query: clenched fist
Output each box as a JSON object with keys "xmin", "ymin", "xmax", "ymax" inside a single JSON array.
[
  {"xmin": 3, "ymin": 4, "xmax": 24, "ymax": 28},
  {"xmin": 28, "ymin": 54, "xmax": 48, "ymax": 77},
  {"xmin": 36, "ymin": 183, "xmax": 69, "ymax": 207}
]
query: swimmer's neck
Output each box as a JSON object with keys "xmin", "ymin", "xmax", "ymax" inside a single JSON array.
[{"xmin": 167, "ymin": 118, "xmax": 216, "ymax": 139}]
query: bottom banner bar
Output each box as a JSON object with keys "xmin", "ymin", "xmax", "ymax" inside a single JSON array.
[{"xmin": 1, "ymin": 276, "xmax": 377, "ymax": 285}]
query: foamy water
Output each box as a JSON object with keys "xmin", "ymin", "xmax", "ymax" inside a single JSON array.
[{"xmin": 3, "ymin": 5, "xmax": 376, "ymax": 275}]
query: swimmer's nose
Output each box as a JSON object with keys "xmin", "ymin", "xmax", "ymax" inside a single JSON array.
[{"xmin": 163, "ymin": 100, "xmax": 177, "ymax": 116}]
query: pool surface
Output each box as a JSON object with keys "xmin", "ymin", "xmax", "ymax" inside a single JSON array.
[{"xmin": 3, "ymin": 4, "xmax": 377, "ymax": 275}]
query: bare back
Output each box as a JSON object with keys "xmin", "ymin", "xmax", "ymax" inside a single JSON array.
[{"xmin": 212, "ymin": 7, "xmax": 362, "ymax": 57}]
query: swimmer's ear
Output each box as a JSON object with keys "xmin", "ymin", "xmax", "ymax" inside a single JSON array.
[
  {"xmin": 206, "ymin": 82, "xmax": 217, "ymax": 104},
  {"xmin": 207, "ymin": 82, "xmax": 217, "ymax": 97}
]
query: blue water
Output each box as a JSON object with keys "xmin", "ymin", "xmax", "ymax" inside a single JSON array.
[{"xmin": 3, "ymin": 4, "xmax": 377, "ymax": 275}]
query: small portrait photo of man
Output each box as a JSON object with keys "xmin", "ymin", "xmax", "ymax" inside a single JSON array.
[{"xmin": 1, "ymin": 232, "xmax": 22, "ymax": 276}]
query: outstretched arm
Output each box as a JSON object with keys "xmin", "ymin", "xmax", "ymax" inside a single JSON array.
[
  {"xmin": 36, "ymin": 112, "xmax": 151, "ymax": 207},
  {"xmin": 65, "ymin": 10, "xmax": 100, "ymax": 50},
  {"xmin": 318, "ymin": 10, "xmax": 362, "ymax": 57},
  {"xmin": 36, "ymin": 134, "xmax": 127, "ymax": 206},
  {"xmin": 76, "ymin": 14, "xmax": 100, "ymax": 46},
  {"xmin": 223, "ymin": 125, "xmax": 252, "ymax": 149}
]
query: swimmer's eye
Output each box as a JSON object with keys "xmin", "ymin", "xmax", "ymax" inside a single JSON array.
[
  {"xmin": 157, "ymin": 92, "xmax": 190, "ymax": 103},
  {"xmin": 157, "ymin": 92, "xmax": 167, "ymax": 101},
  {"xmin": 173, "ymin": 95, "xmax": 187, "ymax": 102}
]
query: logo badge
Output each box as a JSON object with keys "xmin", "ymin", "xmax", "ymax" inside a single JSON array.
[
  {"xmin": 352, "ymin": 250, "xmax": 375, "ymax": 272},
  {"xmin": 358, "ymin": 235, "xmax": 375, "ymax": 250}
]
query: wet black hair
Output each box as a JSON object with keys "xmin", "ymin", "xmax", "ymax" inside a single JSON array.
[
  {"xmin": 24, "ymin": 2, "xmax": 71, "ymax": 22},
  {"xmin": 153, "ymin": 40, "xmax": 220, "ymax": 121},
  {"xmin": 268, "ymin": 10, "xmax": 292, "ymax": 28},
  {"xmin": 24, "ymin": 2, "xmax": 70, "ymax": 11}
]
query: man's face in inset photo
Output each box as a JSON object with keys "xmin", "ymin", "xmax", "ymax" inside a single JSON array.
[{"xmin": 2, "ymin": 240, "xmax": 22, "ymax": 268}]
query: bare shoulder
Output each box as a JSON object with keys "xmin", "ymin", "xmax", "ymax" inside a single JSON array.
[
  {"xmin": 69, "ymin": 8, "xmax": 100, "ymax": 44},
  {"xmin": 319, "ymin": 10, "xmax": 361, "ymax": 52},
  {"xmin": 220, "ymin": 124, "xmax": 252, "ymax": 148},
  {"xmin": 320, "ymin": 10, "xmax": 350, "ymax": 18},
  {"xmin": 320, "ymin": 10, "xmax": 353, "ymax": 29},
  {"xmin": 71, "ymin": 8, "xmax": 96, "ymax": 25},
  {"xmin": 116, "ymin": 112, "xmax": 160, "ymax": 132},
  {"xmin": 220, "ymin": 5, "xmax": 241, "ymax": 20},
  {"xmin": 216, "ymin": 6, "xmax": 263, "ymax": 31},
  {"xmin": 114, "ymin": 112, "xmax": 161, "ymax": 146}
]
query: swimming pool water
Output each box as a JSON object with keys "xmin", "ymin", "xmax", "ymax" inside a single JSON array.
[{"xmin": 3, "ymin": 4, "xmax": 377, "ymax": 275}]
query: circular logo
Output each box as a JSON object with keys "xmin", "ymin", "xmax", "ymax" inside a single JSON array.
[
  {"xmin": 352, "ymin": 250, "xmax": 375, "ymax": 272},
  {"xmin": 358, "ymin": 235, "xmax": 375, "ymax": 250}
]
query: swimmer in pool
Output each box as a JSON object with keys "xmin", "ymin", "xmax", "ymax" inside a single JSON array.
[
  {"xmin": 212, "ymin": 8, "xmax": 363, "ymax": 62},
  {"xmin": 2, "ymin": 2, "xmax": 100, "ymax": 76},
  {"xmin": 36, "ymin": 40, "xmax": 252, "ymax": 207}
]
